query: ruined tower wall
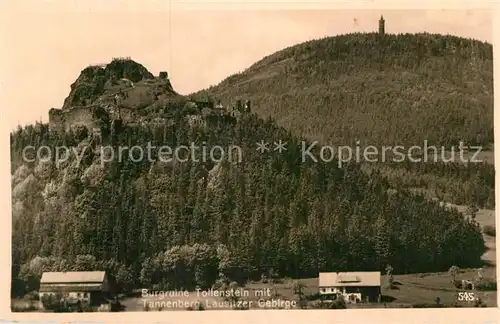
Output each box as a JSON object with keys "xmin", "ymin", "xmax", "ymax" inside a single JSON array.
[
  {"xmin": 63, "ymin": 106, "xmax": 99, "ymax": 132},
  {"xmin": 49, "ymin": 104, "xmax": 136, "ymax": 134},
  {"xmin": 48, "ymin": 108, "xmax": 65, "ymax": 132}
]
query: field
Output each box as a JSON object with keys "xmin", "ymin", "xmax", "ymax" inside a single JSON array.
[{"xmin": 118, "ymin": 265, "xmax": 496, "ymax": 311}]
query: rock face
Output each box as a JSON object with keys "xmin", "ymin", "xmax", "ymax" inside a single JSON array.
[
  {"xmin": 62, "ymin": 58, "xmax": 155, "ymax": 109},
  {"xmin": 49, "ymin": 58, "xmax": 178, "ymax": 134},
  {"xmin": 104, "ymin": 58, "xmax": 155, "ymax": 83},
  {"xmin": 62, "ymin": 66, "xmax": 106, "ymax": 109}
]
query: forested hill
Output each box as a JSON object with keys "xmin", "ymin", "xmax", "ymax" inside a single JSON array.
[
  {"xmin": 11, "ymin": 94, "xmax": 485, "ymax": 293},
  {"xmin": 194, "ymin": 32, "xmax": 494, "ymax": 148}
]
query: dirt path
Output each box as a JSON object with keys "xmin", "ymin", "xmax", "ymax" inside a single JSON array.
[{"xmin": 482, "ymin": 234, "xmax": 496, "ymax": 266}]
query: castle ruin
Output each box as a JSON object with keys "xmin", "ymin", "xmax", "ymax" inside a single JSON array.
[
  {"xmin": 185, "ymin": 99, "xmax": 252, "ymax": 129},
  {"xmin": 48, "ymin": 67, "xmax": 172, "ymax": 138},
  {"xmin": 49, "ymin": 56, "xmax": 250, "ymax": 137}
]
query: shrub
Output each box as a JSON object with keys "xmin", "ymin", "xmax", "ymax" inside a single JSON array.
[
  {"xmin": 11, "ymin": 278, "xmax": 26, "ymax": 298},
  {"xmin": 309, "ymin": 297, "xmax": 346, "ymax": 309},
  {"xmin": 268, "ymin": 268, "xmax": 281, "ymax": 282},
  {"xmin": 305, "ymin": 292, "xmax": 322, "ymax": 301},
  {"xmin": 82, "ymin": 301, "xmax": 93, "ymax": 312},
  {"xmin": 312, "ymin": 300, "xmax": 331, "ymax": 309},
  {"xmin": 11, "ymin": 303, "xmax": 37, "ymax": 312},
  {"xmin": 483, "ymin": 225, "xmax": 496, "ymax": 237},
  {"xmin": 474, "ymin": 297, "xmax": 487, "ymax": 307},
  {"xmin": 453, "ymin": 279, "xmax": 462, "ymax": 289},
  {"xmin": 448, "ymin": 265, "xmax": 459, "ymax": 283},
  {"xmin": 329, "ymin": 299, "xmax": 347, "ymax": 309},
  {"xmin": 385, "ymin": 265, "xmax": 394, "ymax": 289},
  {"xmin": 73, "ymin": 125, "xmax": 89, "ymax": 141},
  {"xmin": 310, "ymin": 300, "xmax": 324, "ymax": 309},
  {"xmin": 23, "ymin": 291, "xmax": 39, "ymax": 301},
  {"xmin": 109, "ymin": 300, "xmax": 122, "ymax": 312},
  {"xmin": 41, "ymin": 293, "xmax": 63, "ymax": 311},
  {"xmin": 476, "ymin": 279, "xmax": 496, "ymax": 291}
]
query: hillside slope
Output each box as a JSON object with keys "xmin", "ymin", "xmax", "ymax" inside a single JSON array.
[
  {"xmin": 195, "ymin": 33, "xmax": 493, "ymax": 147},
  {"xmin": 11, "ymin": 113, "xmax": 486, "ymax": 292}
]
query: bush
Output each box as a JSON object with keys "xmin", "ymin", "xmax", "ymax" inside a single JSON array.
[
  {"xmin": 474, "ymin": 297, "xmax": 487, "ymax": 307},
  {"xmin": 476, "ymin": 279, "xmax": 496, "ymax": 291},
  {"xmin": 304, "ymin": 292, "xmax": 322, "ymax": 301},
  {"xmin": 79, "ymin": 301, "xmax": 92, "ymax": 312},
  {"xmin": 310, "ymin": 297, "xmax": 346, "ymax": 309},
  {"xmin": 183, "ymin": 102, "xmax": 199, "ymax": 115},
  {"xmin": 329, "ymin": 299, "xmax": 347, "ymax": 309},
  {"xmin": 41, "ymin": 293, "xmax": 63, "ymax": 311},
  {"xmin": 73, "ymin": 125, "xmax": 89, "ymax": 141},
  {"xmin": 23, "ymin": 291, "xmax": 39, "ymax": 301},
  {"xmin": 11, "ymin": 302, "xmax": 37, "ymax": 312},
  {"xmin": 11, "ymin": 277, "xmax": 26, "ymax": 298},
  {"xmin": 312, "ymin": 298, "xmax": 346, "ymax": 309},
  {"xmin": 109, "ymin": 300, "xmax": 122, "ymax": 312},
  {"xmin": 483, "ymin": 225, "xmax": 496, "ymax": 237}
]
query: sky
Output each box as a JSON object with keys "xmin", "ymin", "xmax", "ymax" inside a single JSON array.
[{"xmin": 0, "ymin": 2, "xmax": 494, "ymax": 130}]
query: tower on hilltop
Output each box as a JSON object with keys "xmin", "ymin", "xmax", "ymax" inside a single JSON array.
[{"xmin": 379, "ymin": 15, "xmax": 385, "ymax": 36}]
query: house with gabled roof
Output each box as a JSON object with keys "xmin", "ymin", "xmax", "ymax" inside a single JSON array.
[
  {"xmin": 39, "ymin": 271, "xmax": 112, "ymax": 306},
  {"xmin": 318, "ymin": 271, "xmax": 381, "ymax": 303}
]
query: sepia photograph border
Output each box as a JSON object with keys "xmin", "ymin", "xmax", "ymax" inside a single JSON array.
[{"xmin": 1, "ymin": 0, "xmax": 499, "ymax": 323}]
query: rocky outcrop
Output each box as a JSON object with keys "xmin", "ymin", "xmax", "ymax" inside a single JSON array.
[
  {"xmin": 62, "ymin": 66, "xmax": 107, "ymax": 109},
  {"xmin": 63, "ymin": 58, "xmax": 155, "ymax": 109},
  {"xmin": 49, "ymin": 58, "xmax": 181, "ymax": 135},
  {"xmin": 105, "ymin": 58, "xmax": 154, "ymax": 83}
]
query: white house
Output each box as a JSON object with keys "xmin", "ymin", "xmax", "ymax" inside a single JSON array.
[
  {"xmin": 318, "ymin": 271, "xmax": 381, "ymax": 303},
  {"xmin": 39, "ymin": 271, "xmax": 111, "ymax": 306}
]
